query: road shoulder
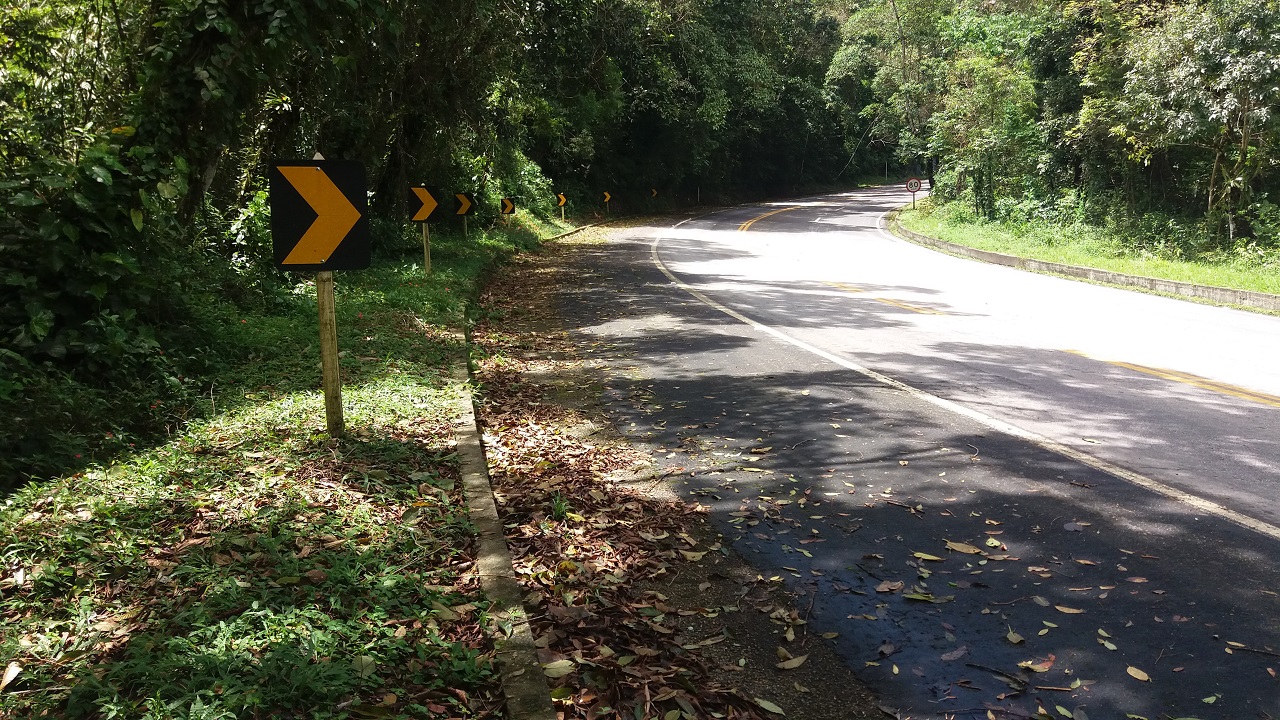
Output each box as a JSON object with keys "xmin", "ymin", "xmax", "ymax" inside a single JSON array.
[{"xmin": 469, "ymin": 229, "xmax": 886, "ymax": 720}]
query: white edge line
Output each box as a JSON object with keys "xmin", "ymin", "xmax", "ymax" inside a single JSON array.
[{"xmin": 655, "ymin": 208, "xmax": 1280, "ymax": 543}]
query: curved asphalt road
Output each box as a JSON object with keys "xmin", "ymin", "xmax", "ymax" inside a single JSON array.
[
  {"xmin": 560, "ymin": 186, "xmax": 1280, "ymax": 719},
  {"xmin": 660, "ymin": 188, "xmax": 1280, "ymax": 529}
]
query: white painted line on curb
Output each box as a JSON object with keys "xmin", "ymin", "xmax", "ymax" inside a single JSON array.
[{"xmin": 652, "ymin": 210, "xmax": 1280, "ymax": 544}]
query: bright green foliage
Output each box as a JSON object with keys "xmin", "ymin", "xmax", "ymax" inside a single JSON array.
[
  {"xmin": 1120, "ymin": 0, "xmax": 1280, "ymax": 240},
  {"xmin": 828, "ymin": 0, "xmax": 1280, "ymax": 245},
  {"xmin": 930, "ymin": 51, "xmax": 1041, "ymax": 218}
]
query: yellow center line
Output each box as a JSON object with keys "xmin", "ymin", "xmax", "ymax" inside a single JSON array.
[
  {"xmin": 1066, "ymin": 350, "xmax": 1280, "ymax": 409},
  {"xmin": 826, "ymin": 281, "xmax": 864, "ymax": 294},
  {"xmin": 738, "ymin": 206, "xmax": 803, "ymax": 231},
  {"xmin": 822, "ymin": 281, "xmax": 945, "ymax": 315},
  {"xmin": 874, "ymin": 297, "xmax": 945, "ymax": 315}
]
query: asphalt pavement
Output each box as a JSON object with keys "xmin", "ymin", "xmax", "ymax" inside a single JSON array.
[{"xmin": 554, "ymin": 186, "xmax": 1280, "ymax": 719}]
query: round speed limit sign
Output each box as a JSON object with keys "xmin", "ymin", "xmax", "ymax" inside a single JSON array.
[{"xmin": 906, "ymin": 177, "xmax": 922, "ymax": 192}]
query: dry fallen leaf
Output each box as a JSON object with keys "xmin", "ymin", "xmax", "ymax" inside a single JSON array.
[
  {"xmin": 946, "ymin": 540, "xmax": 983, "ymax": 555},
  {"xmin": 754, "ymin": 697, "xmax": 786, "ymax": 715},
  {"xmin": 1126, "ymin": 666, "xmax": 1150, "ymax": 682},
  {"xmin": 776, "ymin": 654, "xmax": 809, "ymax": 670},
  {"xmin": 903, "ymin": 592, "xmax": 953, "ymax": 603},
  {"xmin": 941, "ymin": 646, "xmax": 968, "ymax": 661},
  {"xmin": 876, "ymin": 580, "xmax": 905, "ymax": 593},
  {"xmin": 913, "ymin": 552, "xmax": 943, "ymax": 562},
  {"xmin": 431, "ymin": 600, "xmax": 459, "ymax": 621},
  {"xmin": 542, "ymin": 659, "xmax": 576, "ymax": 678},
  {"xmin": 1007, "ymin": 628, "xmax": 1025, "ymax": 645},
  {"xmin": 0, "ymin": 662, "xmax": 20, "ymax": 693},
  {"xmin": 1018, "ymin": 654, "xmax": 1055, "ymax": 673},
  {"xmin": 1055, "ymin": 605, "xmax": 1085, "ymax": 614}
]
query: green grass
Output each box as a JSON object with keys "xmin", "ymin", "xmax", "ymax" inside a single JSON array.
[
  {"xmin": 897, "ymin": 200, "xmax": 1280, "ymax": 296},
  {"xmin": 0, "ymin": 217, "xmax": 562, "ymax": 719}
]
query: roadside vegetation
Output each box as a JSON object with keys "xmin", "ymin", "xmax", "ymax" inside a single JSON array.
[
  {"xmin": 898, "ymin": 198, "xmax": 1280, "ymax": 296},
  {"xmin": 0, "ymin": 223, "xmax": 548, "ymax": 718},
  {"xmin": 845, "ymin": 0, "xmax": 1279, "ymax": 273}
]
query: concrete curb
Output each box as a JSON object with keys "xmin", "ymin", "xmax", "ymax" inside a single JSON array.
[
  {"xmin": 546, "ymin": 220, "xmax": 608, "ymax": 241},
  {"xmin": 450, "ymin": 364, "xmax": 556, "ymax": 720},
  {"xmin": 884, "ymin": 210, "xmax": 1280, "ymax": 313},
  {"xmin": 544, "ymin": 207, "xmax": 724, "ymax": 242}
]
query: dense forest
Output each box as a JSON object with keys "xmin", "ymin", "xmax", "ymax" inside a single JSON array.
[{"xmin": 2, "ymin": 0, "xmax": 1277, "ymax": 483}]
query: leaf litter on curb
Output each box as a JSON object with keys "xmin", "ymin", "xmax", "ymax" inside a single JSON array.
[{"xmin": 473, "ymin": 253, "xmax": 787, "ymax": 720}]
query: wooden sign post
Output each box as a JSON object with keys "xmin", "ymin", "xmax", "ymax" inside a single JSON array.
[
  {"xmin": 422, "ymin": 224, "xmax": 431, "ymax": 274},
  {"xmin": 455, "ymin": 192, "xmax": 475, "ymax": 238},
  {"xmin": 316, "ymin": 270, "xmax": 343, "ymax": 437},
  {"xmin": 410, "ymin": 187, "xmax": 440, "ymax": 274},
  {"xmin": 270, "ymin": 153, "xmax": 369, "ymax": 439}
]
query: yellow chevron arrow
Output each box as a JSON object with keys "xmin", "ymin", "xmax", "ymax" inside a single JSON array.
[
  {"xmin": 501, "ymin": 198, "xmax": 515, "ymax": 214},
  {"xmin": 557, "ymin": 193, "xmax": 568, "ymax": 207},
  {"xmin": 603, "ymin": 191, "xmax": 612, "ymax": 203},
  {"xmin": 455, "ymin": 193, "xmax": 472, "ymax": 215},
  {"xmin": 279, "ymin": 166, "xmax": 361, "ymax": 265},
  {"xmin": 651, "ymin": 188, "xmax": 657, "ymax": 198},
  {"xmin": 411, "ymin": 187, "xmax": 438, "ymax": 221}
]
